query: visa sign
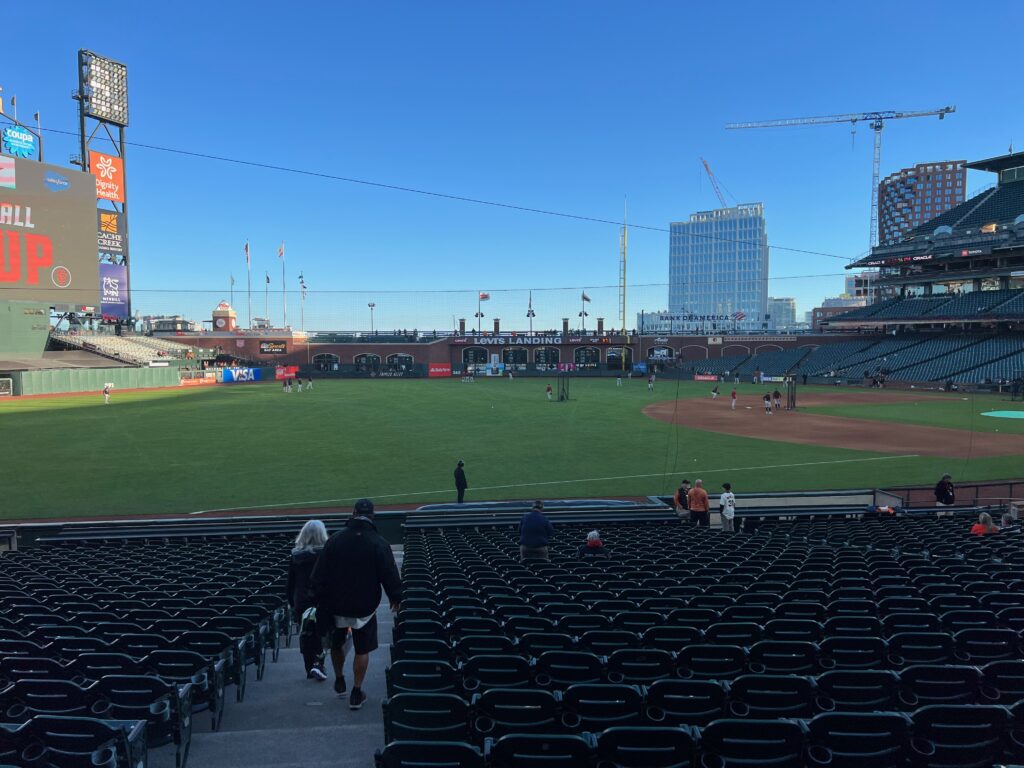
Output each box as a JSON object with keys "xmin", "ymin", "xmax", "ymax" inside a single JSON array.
[{"xmin": 223, "ymin": 367, "xmax": 262, "ymax": 383}]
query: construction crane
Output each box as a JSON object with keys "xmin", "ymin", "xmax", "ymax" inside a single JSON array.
[
  {"xmin": 700, "ymin": 157, "xmax": 730, "ymax": 208},
  {"xmin": 726, "ymin": 106, "xmax": 955, "ymax": 248}
]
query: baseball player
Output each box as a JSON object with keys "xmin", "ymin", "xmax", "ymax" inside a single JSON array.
[
  {"xmin": 763, "ymin": 392, "xmax": 772, "ymax": 414},
  {"xmin": 546, "ymin": 383, "xmax": 553, "ymax": 401},
  {"xmin": 773, "ymin": 389, "xmax": 782, "ymax": 410},
  {"xmin": 103, "ymin": 385, "xmax": 111, "ymax": 405},
  {"xmin": 730, "ymin": 388, "xmax": 737, "ymax": 410},
  {"xmin": 711, "ymin": 385, "xmax": 719, "ymax": 400}
]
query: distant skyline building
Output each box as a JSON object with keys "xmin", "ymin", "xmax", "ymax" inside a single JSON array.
[
  {"xmin": 844, "ymin": 270, "xmax": 882, "ymax": 303},
  {"xmin": 878, "ymin": 161, "xmax": 966, "ymax": 245},
  {"xmin": 767, "ymin": 297, "xmax": 797, "ymax": 329},
  {"xmin": 669, "ymin": 203, "xmax": 769, "ymax": 332}
]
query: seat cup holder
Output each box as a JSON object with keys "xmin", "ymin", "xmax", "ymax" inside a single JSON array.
[
  {"xmin": 819, "ymin": 657, "xmax": 836, "ymax": 670},
  {"xmin": 980, "ymin": 685, "xmax": 1001, "ymax": 702},
  {"xmin": 646, "ymin": 706, "xmax": 666, "ymax": 723},
  {"xmin": 911, "ymin": 737, "xmax": 936, "ymax": 757},
  {"xmin": 700, "ymin": 752, "xmax": 726, "ymax": 768},
  {"xmin": 561, "ymin": 712, "xmax": 581, "ymax": 729},
  {"xmin": 90, "ymin": 745, "xmax": 119, "ymax": 768},
  {"xmin": 463, "ymin": 678, "xmax": 480, "ymax": 692},
  {"xmin": 534, "ymin": 674, "xmax": 551, "ymax": 687},
  {"xmin": 728, "ymin": 701, "xmax": 751, "ymax": 717},
  {"xmin": 20, "ymin": 741, "xmax": 47, "ymax": 767},
  {"xmin": 806, "ymin": 745, "xmax": 833, "ymax": 766},
  {"xmin": 91, "ymin": 699, "xmax": 113, "ymax": 716},
  {"xmin": 815, "ymin": 695, "xmax": 836, "ymax": 712},
  {"xmin": 898, "ymin": 690, "xmax": 919, "ymax": 708},
  {"xmin": 474, "ymin": 716, "xmax": 494, "ymax": 735},
  {"xmin": 748, "ymin": 663, "xmax": 766, "ymax": 674},
  {"xmin": 607, "ymin": 672, "xmax": 624, "ymax": 684},
  {"xmin": 6, "ymin": 703, "xmax": 27, "ymax": 721}
]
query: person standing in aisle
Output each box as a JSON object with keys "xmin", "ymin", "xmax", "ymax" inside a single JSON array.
[
  {"xmin": 454, "ymin": 460, "xmax": 468, "ymax": 504},
  {"xmin": 719, "ymin": 483, "xmax": 737, "ymax": 533}
]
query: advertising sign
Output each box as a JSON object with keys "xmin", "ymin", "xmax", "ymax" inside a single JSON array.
[
  {"xmin": 223, "ymin": 367, "xmax": 261, "ymax": 383},
  {"xmin": 428, "ymin": 363, "xmax": 452, "ymax": 378},
  {"xmin": 0, "ymin": 157, "xmax": 99, "ymax": 305},
  {"xmin": 99, "ymin": 263, "xmax": 128, "ymax": 320},
  {"xmin": 694, "ymin": 374, "xmax": 719, "ymax": 381},
  {"xmin": 89, "ymin": 151, "xmax": 125, "ymax": 203},
  {"xmin": 2, "ymin": 126, "xmax": 36, "ymax": 158},
  {"xmin": 259, "ymin": 341, "xmax": 287, "ymax": 354},
  {"xmin": 97, "ymin": 210, "xmax": 127, "ymax": 261},
  {"xmin": 556, "ymin": 363, "xmax": 577, "ymax": 372},
  {"xmin": 275, "ymin": 365, "xmax": 299, "ymax": 380}
]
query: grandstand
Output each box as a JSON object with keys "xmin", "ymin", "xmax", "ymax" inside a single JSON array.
[
  {"xmin": 733, "ymin": 348, "xmax": 809, "ymax": 377},
  {"xmin": 795, "ymin": 340, "xmax": 874, "ymax": 376},
  {"xmin": 51, "ymin": 332, "xmax": 203, "ymax": 367}
]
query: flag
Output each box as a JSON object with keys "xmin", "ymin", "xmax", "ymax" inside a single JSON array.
[
  {"xmin": 265, "ymin": 273, "xmax": 270, "ymax": 285},
  {"xmin": 479, "ymin": 292, "xmax": 490, "ymax": 301},
  {"xmin": 278, "ymin": 242, "xmax": 285, "ymax": 259},
  {"xmin": 244, "ymin": 240, "xmax": 250, "ymax": 266},
  {"xmin": 527, "ymin": 291, "xmax": 535, "ymax": 318},
  {"xmin": 230, "ymin": 274, "xmax": 235, "ymax": 286},
  {"xmin": 581, "ymin": 291, "xmax": 591, "ymax": 302},
  {"xmin": 732, "ymin": 311, "xmax": 746, "ymax": 321}
]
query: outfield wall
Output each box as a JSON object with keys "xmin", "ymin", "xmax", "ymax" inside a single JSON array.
[{"xmin": 8, "ymin": 366, "xmax": 182, "ymax": 396}]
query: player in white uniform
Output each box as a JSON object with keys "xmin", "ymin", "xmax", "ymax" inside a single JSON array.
[
  {"xmin": 719, "ymin": 483, "xmax": 737, "ymax": 532},
  {"xmin": 103, "ymin": 385, "xmax": 110, "ymax": 405}
]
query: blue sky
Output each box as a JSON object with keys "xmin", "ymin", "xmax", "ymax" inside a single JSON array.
[{"xmin": 3, "ymin": 1, "xmax": 1020, "ymax": 330}]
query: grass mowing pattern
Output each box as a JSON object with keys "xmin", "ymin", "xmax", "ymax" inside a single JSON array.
[{"xmin": 1, "ymin": 378, "xmax": 1021, "ymax": 519}]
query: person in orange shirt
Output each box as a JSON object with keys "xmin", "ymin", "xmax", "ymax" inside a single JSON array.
[
  {"xmin": 970, "ymin": 512, "xmax": 999, "ymax": 536},
  {"xmin": 687, "ymin": 479, "xmax": 710, "ymax": 527}
]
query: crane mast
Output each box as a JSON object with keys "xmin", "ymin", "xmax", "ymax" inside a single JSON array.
[{"xmin": 727, "ymin": 106, "xmax": 955, "ymax": 248}]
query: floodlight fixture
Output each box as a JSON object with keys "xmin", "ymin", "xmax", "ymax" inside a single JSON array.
[{"xmin": 79, "ymin": 50, "xmax": 129, "ymax": 126}]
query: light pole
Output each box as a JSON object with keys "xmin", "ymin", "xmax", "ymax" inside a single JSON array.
[{"xmin": 368, "ymin": 302, "xmax": 375, "ymax": 335}]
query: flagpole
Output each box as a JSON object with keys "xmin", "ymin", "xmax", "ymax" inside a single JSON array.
[
  {"xmin": 264, "ymin": 273, "xmax": 269, "ymax": 326},
  {"xmin": 230, "ymin": 275, "xmax": 234, "ymax": 307},
  {"xmin": 246, "ymin": 241, "xmax": 253, "ymax": 330},
  {"xmin": 280, "ymin": 243, "xmax": 288, "ymax": 329},
  {"xmin": 477, "ymin": 295, "xmax": 481, "ymax": 334}
]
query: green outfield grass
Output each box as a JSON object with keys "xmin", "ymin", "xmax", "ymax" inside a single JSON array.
[{"xmin": 1, "ymin": 378, "xmax": 1021, "ymax": 520}]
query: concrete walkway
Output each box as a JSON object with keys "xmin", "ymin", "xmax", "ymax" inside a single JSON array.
[{"xmin": 152, "ymin": 562, "xmax": 399, "ymax": 768}]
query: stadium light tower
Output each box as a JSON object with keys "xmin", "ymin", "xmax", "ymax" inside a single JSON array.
[
  {"xmin": 368, "ymin": 302, "xmax": 375, "ymax": 334},
  {"xmin": 727, "ymin": 106, "xmax": 954, "ymax": 248},
  {"xmin": 73, "ymin": 50, "xmax": 132, "ymax": 320}
]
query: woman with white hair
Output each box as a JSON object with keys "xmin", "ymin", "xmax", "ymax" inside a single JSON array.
[
  {"xmin": 288, "ymin": 519, "xmax": 329, "ymax": 680},
  {"xmin": 578, "ymin": 530, "xmax": 610, "ymax": 559}
]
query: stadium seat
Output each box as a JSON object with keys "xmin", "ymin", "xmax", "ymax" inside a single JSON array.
[
  {"xmin": 727, "ymin": 673, "xmax": 819, "ymax": 718},
  {"xmin": 595, "ymin": 726, "xmax": 698, "ymax": 768},
  {"xmin": 375, "ymin": 740, "xmax": 484, "ymax": 768},
  {"xmin": 487, "ymin": 733, "xmax": 593, "ymax": 768},
  {"xmin": 910, "ymin": 704, "xmax": 1010, "ymax": 768},
  {"xmin": 815, "ymin": 669, "xmax": 901, "ymax": 712},
  {"xmin": 699, "ymin": 718, "xmax": 805, "ymax": 768},
  {"xmin": 676, "ymin": 645, "xmax": 747, "ymax": 680},
  {"xmin": 899, "ymin": 664, "xmax": 987, "ymax": 707},
  {"xmin": 605, "ymin": 649, "xmax": 675, "ymax": 685},
  {"xmin": 460, "ymin": 654, "xmax": 532, "ymax": 691},
  {"xmin": 805, "ymin": 711, "xmax": 914, "ymax": 768},
  {"xmin": 560, "ymin": 684, "xmax": 644, "ymax": 730},
  {"xmin": 469, "ymin": 688, "xmax": 561, "ymax": 741},
  {"xmin": 644, "ymin": 679, "xmax": 728, "ymax": 726},
  {"xmin": 533, "ymin": 651, "xmax": 605, "ymax": 689}
]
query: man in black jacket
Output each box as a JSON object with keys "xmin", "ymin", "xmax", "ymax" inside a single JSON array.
[
  {"xmin": 454, "ymin": 460, "xmax": 468, "ymax": 504},
  {"xmin": 310, "ymin": 498, "xmax": 402, "ymax": 710}
]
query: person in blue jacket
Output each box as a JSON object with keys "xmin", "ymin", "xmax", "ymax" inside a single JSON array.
[{"xmin": 519, "ymin": 500, "xmax": 554, "ymax": 561}]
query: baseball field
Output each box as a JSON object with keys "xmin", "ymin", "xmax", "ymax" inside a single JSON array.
[{"xmin": 1, "ymin": 377, "xmax": 1022, "ymax": 520}]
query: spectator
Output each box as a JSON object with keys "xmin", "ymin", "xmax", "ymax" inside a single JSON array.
[
  {"xmin": 454, "ymin": 460, "xmax": 468, "ymax": 504},
  {"xmin": 719, "ymin": 483, "xmax": 737, "ymax": 533},
  {"xmin": 519, "ymin": 500, "xmax": 554, "ymax": 561},
  {"xmin": 578, "ymin": 530, "xmax": 609, "ymax": 559},
  {"xmin": 288, "ymin": 520, "xmax": 329, "ymax": 681},
  {"xmin": 673, "ymin": 479, "xmax": 691, "ymax": 516},
  {"xmin": 934, "ymin": 473, "xmax": 955, "ymax": 517},
  {"xmin": 310, "ymin": 498, "xmax": 402, "ymax": 711},
  {"xmin": 1000, "ymin": 513, "xmax": 1017, "ymax": 531},
  {"xmin": 970, "ymin": 512, "xmax": 999, "ymax": 536},
  {"xmin": 687, "ymin": 479, "xmax": 710, "ymax": 527}
]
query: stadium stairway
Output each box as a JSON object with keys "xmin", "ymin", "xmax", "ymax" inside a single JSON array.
[{"xmin": 150, "ymin": 562, "xmax": 399, "ymax": 768}]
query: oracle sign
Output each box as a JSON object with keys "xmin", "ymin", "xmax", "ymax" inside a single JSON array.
[{"xmin": 0, "ymin": 157, "xmax": 98, "ymax": 305}]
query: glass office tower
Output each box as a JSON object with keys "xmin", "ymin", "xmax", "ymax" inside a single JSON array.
[{"xmin": 669, "ymin": 203, "xmax": 769, "ymax": 332}]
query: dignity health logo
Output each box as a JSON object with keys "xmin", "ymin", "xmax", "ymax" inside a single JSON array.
[{"xmin": 95, "ymin": 155, "xmax": 117, "ymax": 180}]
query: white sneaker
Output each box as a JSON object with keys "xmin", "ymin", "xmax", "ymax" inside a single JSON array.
[{"xmin": 308, "ymin": 667, "xmax": 328, "ymax": 681}]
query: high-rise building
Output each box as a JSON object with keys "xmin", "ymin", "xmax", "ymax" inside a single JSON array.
[
  {"xmin": 844, "ymin": 270, "xmax": 882, "ymax": 303},
  {"xmin": 878, "ymin": 161, "xmax": 966, "ymax": 245},
  {"xmin": 669, "ymin": 203, "xmax": 769, "ymax": 332},
  {"xmin": 767, "ymin": 297, "xmax": 796, "ymax": 329}
]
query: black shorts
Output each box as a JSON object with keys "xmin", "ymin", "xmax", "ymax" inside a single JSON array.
[{"xmin": 330, "ymin": 615, "xmax": 379, "ymax": 655}]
